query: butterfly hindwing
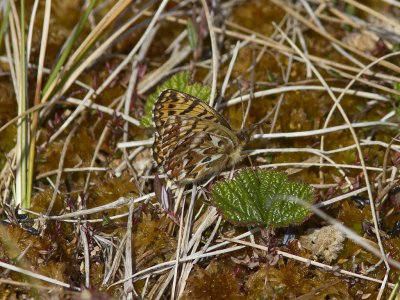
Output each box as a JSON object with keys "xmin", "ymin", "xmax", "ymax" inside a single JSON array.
[{"xmin": 161, "ymin": 116, "xmax": 238, "ymax": 184}]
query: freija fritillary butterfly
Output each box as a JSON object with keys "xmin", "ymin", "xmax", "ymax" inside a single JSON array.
[{"xmin": 152, "ymin": 89, "xmax": 257, "ymax": 185}]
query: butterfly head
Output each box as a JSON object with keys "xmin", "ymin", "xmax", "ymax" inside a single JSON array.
[
  {"xmin": 236, "ymin": 120, "xmax": 269, "ymax": 145},
  {"xmin": 236, "ymin": 128, "xmax": 252, "ymax": 145}
]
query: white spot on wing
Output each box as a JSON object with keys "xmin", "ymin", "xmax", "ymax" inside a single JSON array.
[
  {"xmin": 210, "ymin": 135, "xmax": 222, "ymax": 147},
  {"xmin": 197, "ymin": 154, "xmax": 224, "ymax": 166}
]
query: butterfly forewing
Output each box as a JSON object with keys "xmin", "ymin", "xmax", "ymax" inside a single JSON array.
[
  {"xmin": 154, "ymin": 90, "xmax": 232, "ymax": 129},
  {"xmin": 152, "ymin": 89, "xmax": 244, "ymax": 185}
]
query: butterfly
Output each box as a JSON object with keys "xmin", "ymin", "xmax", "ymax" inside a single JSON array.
[{"xmin": 152, "ymin": 89, "xmax": 259, "ymax": 185}]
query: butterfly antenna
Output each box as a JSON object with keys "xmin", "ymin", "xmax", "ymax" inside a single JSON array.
[{"xmin": 248, "ymin": 117, "xmax": 271, "ymax": 136}]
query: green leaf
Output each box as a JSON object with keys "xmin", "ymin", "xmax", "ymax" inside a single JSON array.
[
  {"xmin": 211, "ymin": 169, "xmax": 314, "ymax": 227},
  {"xmin": 140, "ymin": 72, "xmax": 211, "ymax": 127}
]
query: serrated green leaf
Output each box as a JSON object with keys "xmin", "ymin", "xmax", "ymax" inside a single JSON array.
[
  {"xmin": 140, "ymin": 72, "xmax": 211, "ymax": 127},
  {"xmin": 211, "ymin": 169, "xmax": 314, "ymax": 227}
]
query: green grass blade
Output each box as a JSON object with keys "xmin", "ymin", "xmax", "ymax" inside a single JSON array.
[
  {"xmin": 42, "ymin": 0, "xmax": 98, "ymax": 100},
  {"xmin": 0, "ymin": 1, "xmax": 11, "ymax": 52}
]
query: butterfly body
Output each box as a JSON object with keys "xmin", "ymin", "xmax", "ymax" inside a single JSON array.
[{"xmin": 152, "ymin": 89, "xmax": 248, "ymax": 185}]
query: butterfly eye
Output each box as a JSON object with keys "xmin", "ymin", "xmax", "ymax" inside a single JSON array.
[{"xmin": 236, "ymin": 130, "xmax": 250, "ymax": 144}]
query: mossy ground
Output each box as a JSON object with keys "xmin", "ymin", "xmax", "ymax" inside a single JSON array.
[{"xmin": 0, "ymin": 0, "xmax": 399, "ymax": 298}]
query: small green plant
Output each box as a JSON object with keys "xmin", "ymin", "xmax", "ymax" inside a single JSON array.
[
  {"xmin": 211, "ymin": 169, "xmax": 314, "ymax": 227},
  {"xmin": 140, "ymin": 72, "xmax": 211, "ymax": 127}
]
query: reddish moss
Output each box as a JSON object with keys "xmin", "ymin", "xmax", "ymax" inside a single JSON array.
[
  {"xmin": 31, "ymin": 188, "xmax": 63, "ymax": 214},
  {"xmin": 0, "ymin": 224, "xmax": 69, "ymax": 286},
  {"xmin": 132, "ymin": 212, "xmax": 176, "ymax": 270},
  {"xmin": 181, "ymin": 261, "xmax": 246, "ymax": 300},
  {"xmin": 337, "ymin": 201, "xmax": 372, "ymax": 233},
  {"xmin": 230, "ymin": 0, "xmax": 284, "ymax": 36},
  {"xmin": 90, "ymin": 174, "xmax": 138, "ymax": 205},
  {"xmin": 246, "ymin": 261, "xmax": 352, "ymax": 299}
]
